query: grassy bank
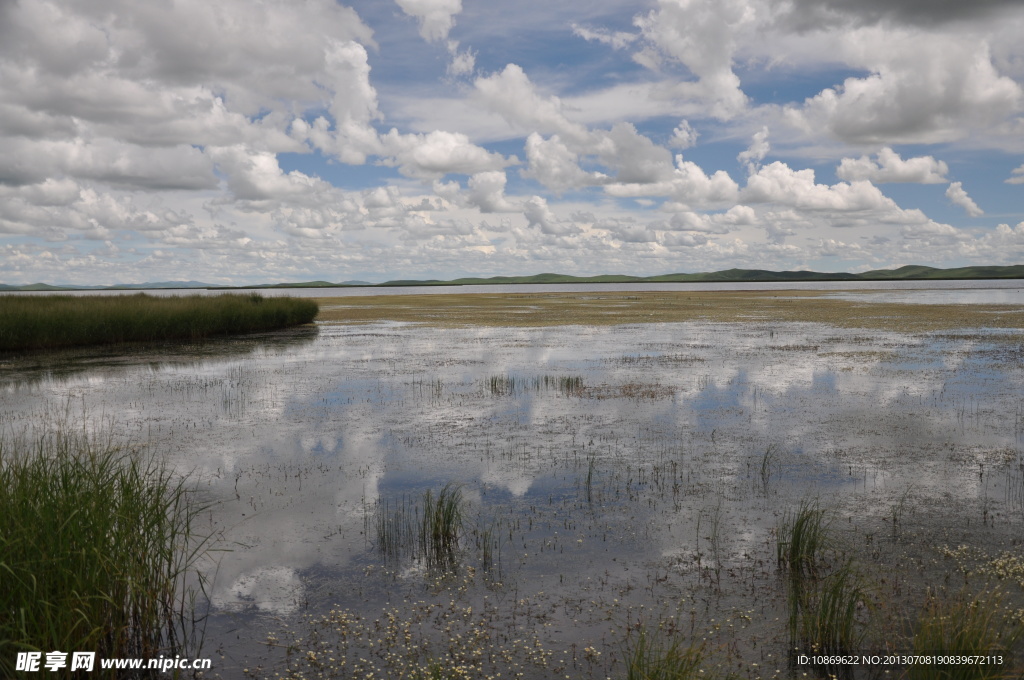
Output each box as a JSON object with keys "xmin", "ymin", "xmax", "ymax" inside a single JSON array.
[
  {"xmin": 0, "ymin": 293, "xmax": 318, "ymax": 352},
  {"xmin": 0, "ymin": 426, "xmax": 208, "ymax": 677}
]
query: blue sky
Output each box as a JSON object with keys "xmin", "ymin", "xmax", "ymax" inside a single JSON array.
[{"xmin": 1, "ymin": 0, "xmax": 1023, "ymax": 285}]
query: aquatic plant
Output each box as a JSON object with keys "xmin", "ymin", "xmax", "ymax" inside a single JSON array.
[
  {"xmin": 908, "ymin": 589, "xmax": 1024, "ymax": 680},
  {"xmin": 790, "ymin": 561, "xmax": 869, "ymax": 656},
  {"xmin": 375, "ymin": 495, "xmax": 416, "ymax": 559},
  {"xmin": 485, "ymin": 373, "xmax": 584, "ymax": 397},
  {"xmin": 585, "ymin": 457, "xmax": 596, "ymax": 504},
  {"xmin": 759, "ymin": 443, "xmax": 779, "ymax": 491},
  {"xmin": 777, "ymin": 498, "xmax": 831, "ymax": 579},
  {"xmin": 375, "ymin": 483, "xmax": 466, "ymax": 569},
  {"xmin": 420, "ymin": 483, "xmax": 465, "ymax": 568},
  {"xmin": 0, "ymin": 425, "xmax": 208, "ymax": 677},
  {"xmin": 0, "ymin": 292, "xmax": 318, "ymax": 351},
  {"xmin": 625, "ymin": 627, "xmax": 707, "ymax": 680}
]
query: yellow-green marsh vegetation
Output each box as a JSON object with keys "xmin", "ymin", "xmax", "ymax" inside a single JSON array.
[
  {"xmin": 313, "ymin": 290, "xmax": 1024, "ymax": 333},
  {"xmin": 0, "ymin": 292, "xmax": 318, "ymax": 352}
]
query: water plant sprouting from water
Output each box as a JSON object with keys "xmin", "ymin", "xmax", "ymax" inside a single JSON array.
[
  {"xmin": 790, "ymin": 561, "xmax": 870, "ymax": 656},
  {"xmin": 375, "ymin": 482, "xmax": 466, "ymax": 569},
  {"xmin": 777, "ymin": 498, "xmax": 832, "ymax": 580},
  {"xmin": 420, "ymin": 483, "xmax": 465, "ymax": 568},
  {"xmin": 624, "ymin": 626, "xmax": 708, "ymax": 680},
  {"xmin": 485, "ymin": 374, "xmax": 584, "ymax": 397},
  {"xmin": 777, "ymin": 499, "xmax": 869, "ymax": 657}
]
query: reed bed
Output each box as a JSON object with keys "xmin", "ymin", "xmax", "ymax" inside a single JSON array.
[
  {"xmin": 0, "ymin": 293, "xmax": 318, "ymax": 351},
  {"xmin": 0, "ymin": 426, "xmax": 208, "ymax": 677}
]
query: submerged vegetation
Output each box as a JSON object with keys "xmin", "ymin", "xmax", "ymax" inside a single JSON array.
[
  {"xmin": 0, "ymin": 423, "xmax": 208, "ymax": 677},
  {"xmin": 0, "ymin": 292, "xmax": 318, "ymax": 351}
]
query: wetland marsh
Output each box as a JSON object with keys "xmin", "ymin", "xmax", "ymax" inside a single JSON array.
[{"xmin": 3, "ymin": 290, "xmax": 1024, "ymax": 679}]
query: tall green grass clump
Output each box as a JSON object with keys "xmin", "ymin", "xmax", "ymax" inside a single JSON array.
[
  {"xmin": 777, "ymin": 498, "xmax": 831, "ymax": 579},
  {"xmin": 625, "ymin": 628, "xmax": 707, "ymax": 680},
  {"xmin": 778, "ymin": 500, "xmax": 869, "ymax": 657},
  {"xmin": 0, "ymin": 293, "xmax": 318, "ymax": 352},
  {"xmin": 908, "ymin": 590, "xmax": 1024, "ymax": 680},
  {"xmin": 419, "ymin": 483, "xmax": 465, "ymax": 568},
  {"xmin": 0, "ymin": 427, "xmax": 208, "ymax": 677},
  {"xmin": 375, "ymin": 483, "xmax": 465, "ymax": 569},
  {"xmin": 790, "ymin": 562, "xmax": 869, "ymax": 655}
]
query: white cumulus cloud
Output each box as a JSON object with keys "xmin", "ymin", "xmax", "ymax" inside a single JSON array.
[
  {"xmin": 836, "ymin": 148, "xmax": 949, "ymax": 183},
  {"xmin": 945, "ymin": 182, "xmax": 984, "ymax": 217},
  {"xmin": 394, "ymin": 0, "xmax": 463, "ymax": 42}
]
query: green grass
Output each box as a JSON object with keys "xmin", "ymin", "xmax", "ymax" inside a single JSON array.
[
  {"xmin": 0, "ymin": 293, "xmax": 318, "ymax": 352},
  {"xmin": 625, "ymin": 628, "xmax": 707, "ymax": 680},
  {"xmin": 777, "ymin": 498, "xmax": 831, "ymax": 580},
  {"xmin": 777, "ymin": 500, "xmax": 868, "ymax": 657},
  {"xmin": 790, "ymin": 561, "xmax": 869, "ymax": 655},
  {"xmin": 908, "ymin": 590, "xmax": 1024, "ymax": 680},
  {"xmin": 0, "ymin": 426, "xmax": 209, "ymax": 677}
]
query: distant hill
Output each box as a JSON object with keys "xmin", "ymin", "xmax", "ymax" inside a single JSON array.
[
  {"xmin": 2, "ymin": 266, "xmax": 1021, "ymax": 292},
  {"xmin": 380, "ymin": 264, "xmax": 1024, "ymax": 286}
]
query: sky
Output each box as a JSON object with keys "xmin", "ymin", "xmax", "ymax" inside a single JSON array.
[{"xmin": 1, "ymin": 0, "xmax": 1023, "ymax": 285}]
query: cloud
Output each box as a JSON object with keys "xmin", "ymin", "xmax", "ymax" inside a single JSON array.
[
  {"xmin": 523, "ymin": 196, "xmax": 581, "ymax": 235},
  {"xmin": 446, "ymin": 41, "xmax": 476, "ymax": 77},
  {"xmin": 395, "ymin": 0, "xmax": 463, "ymax": 42},
  {"xmin": 665, "ymin": 205, "xmax": 756, "ymax": 234},
  {"xmin": 571, "ymin": 23, "xmax": 638, "ymax": 50},
  {"xmin": 633, "ymin": 0, "xmax": 755, "ymax": 119},
  {"xmin": 836, "ymin": 147, "xmax": 949, "ymax": 183},
  {"xmin": 787, "ymin": 28, "xmax": 1023, "ymax": 144},
  {"xmin": 737, "ymin": 126, "xmax": 770, "ymax": 173},
  {"xmin": 596, "ymin": 123, "xmax": 676, "ymax": 184},
  {"xmin": 466, "ymin": 171, "xmax": 518, "ymax": 213},
  {"xmin": 668, "ymin": 120, "xmax": 698, "ymax": 150},
  {"xmin": 740, "ymin": 161, "xmax": 932, "ymax": 226},
  {"xmin": 0, "ymin": 136, "xmax": 217, "ymax": 191},
  {"xmin": 379, "ymin": 129, "xmax": 513, "ymax": 179},
  {"xmin": 771, "ymin": 0, "xmax": 1023, "ymax": 30},
  {"xmin": 605, "ymin": 154, "xmax": 739, "ymax": 208},
  {"xmin": 945, "ymin": 182, "xmax": 984, "ymax": 216},
  {"xmin": 662, "ymin": 231, "xmax": 709, "ymax": 247},
  {"xmin": 522, "ymin": 133, "xmax": 607, "ymax": 193},
  {"xmin": 474, "ymin": 64, "xmax": 591, "ymax": 145},
  {"xmin": 208, "ymin": 146, "xmax": 334, "ymax": 203},
  {"xmin": 1006, "ymin": 164, "xmax": 1024, "ymax": 184}
]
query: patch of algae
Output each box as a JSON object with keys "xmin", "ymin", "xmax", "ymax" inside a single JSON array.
[{"xmin": 313, "ymin": 291, "xmax": 1024, "ymax": 334}]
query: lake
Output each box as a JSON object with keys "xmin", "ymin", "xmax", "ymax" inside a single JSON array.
[{"xmin": 3, "ymin": 286, "xmax": 1023, "ymax": 678}]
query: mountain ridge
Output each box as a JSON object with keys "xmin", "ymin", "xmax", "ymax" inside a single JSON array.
[{"xmin": 2, "ymin": 265, "xmax": 1023, "ymax": 291}]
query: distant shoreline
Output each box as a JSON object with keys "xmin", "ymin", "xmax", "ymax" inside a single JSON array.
[{"xmin": 3, "ymin": 264, "xmax": 1023, "ymax": 292}]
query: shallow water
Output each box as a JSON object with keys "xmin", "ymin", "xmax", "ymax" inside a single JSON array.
[{"xmin": 3, "ymin": 304, "xmax": 1024, "ymax": 678}]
